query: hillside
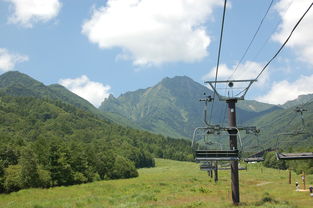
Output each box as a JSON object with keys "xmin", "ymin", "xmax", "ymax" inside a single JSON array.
[
  {"xmin": 0, "ymin": 71, "xmax": 140, "ymax": 129},
  {"xmin": 100, "ymin": 76, "xmax": 280, "ymax": 138},
  {"xmin": 282, "ymin": 93, "xmax": 313, "ymax": 109},
  {"xmin": 243, "ymin": 100, "xmax": 313, "ymax": 151},
  {"xmin": 0, "ymin": 71, "xmax": 99, "ymax": 113},
  {"xmin": 0, "ymin": 159, "xmax": 312, "ymax": 208},
  {"xmin": 0, "ymin": 95, "xmax": 193, "ymax": 193}
]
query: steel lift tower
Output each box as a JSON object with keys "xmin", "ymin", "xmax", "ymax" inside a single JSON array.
[{"xmin": 205, "ymin": 79, "xmax": 256, "ymax": 205}]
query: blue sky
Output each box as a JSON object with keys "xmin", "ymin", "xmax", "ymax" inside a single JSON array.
[{"xmin": 1, "ymin": 0, "xmax": 313, "ymax": 107}]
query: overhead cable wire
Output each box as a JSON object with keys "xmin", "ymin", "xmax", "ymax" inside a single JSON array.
[
  {"xmin": 235, "ymin": 0, "xmax": 294, "ymax": 84},
  {"xmin": 229, "ymin": 0, "xmax": 275, "ymax": 80},
  {"xmin": 250, "ymin": 0, "xmax": 294, "ymax": 63},
  {"xmin": 285, "ymin": 112, "xmax": 298, "ymax": 128},
  {"xmin": 258, "ymin": 110, "xmax": 294, "ymax": 130},
  {"xmin": 255, "ymin": 1, "xmax": 313, "ymax": 81},
  {"xmin": 209, "ymin": 0, "xmax": 228, "ymax": 124}
]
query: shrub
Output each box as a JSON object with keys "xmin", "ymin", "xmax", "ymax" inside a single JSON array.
[
  {"xmin": 3, "ymin": 165, "xmax": 22, "ymax": 193},
  {"xmin": 109, "ymin": 156, "xmax": 138, "ymax": 179},
  {"xmin": 73, "ymin": 172, "xmax": 88, "ymax": 184}
]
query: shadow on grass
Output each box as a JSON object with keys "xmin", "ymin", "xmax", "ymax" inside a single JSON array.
[{"xmin": 239, "ymin": 192, "xmax": 297, "ymax": 208}]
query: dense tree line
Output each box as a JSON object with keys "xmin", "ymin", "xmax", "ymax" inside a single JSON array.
[{"xmin": 0, "ymin": 96, "xmax": 193, "ymax": 193}]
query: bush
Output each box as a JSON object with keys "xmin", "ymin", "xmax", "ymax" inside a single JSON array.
[
  {"xmin": 109, "ymin": 156, "xmax": 138, "ymax": 179},
  {"xmin": 73, "ymin": 172, "xmax": 88, "ymax": 184},
  {"xmin": 3, "ymin": 165, "xmax": 22, "ymax": 193}
]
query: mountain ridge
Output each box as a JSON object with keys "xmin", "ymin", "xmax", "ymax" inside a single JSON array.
[
  {"xmin": 281, "ymin": 93, "xmax": 313, "ymax": 109},
  {"xmin": 0, "ymin": 71, "xmax": 141, "ymax": 129},
  {"xmin": 100, "ymin": 75, "xmax": 280, "ymax": 138}
]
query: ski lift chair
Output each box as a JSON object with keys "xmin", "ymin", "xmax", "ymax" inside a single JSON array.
[
  {"xmin": 193, "ymin": 127, "xmax": 242, "ymax": 162},
  {"xmin": 199, "ymin": 161, "xmax": 215, "ymax": 171},
  {"xmin": 218, "ymin": 166, "xmax": 247, "ymax": 170},
  {"xmin": 243, "ymin": 130, "xmax": 266, "ymax": 163},
  {"xmin": 276, "ymin": 152, "xmax": 313, "ymax": 160},
  {"xmin": 195, "ymin": 149, "xmax": 239, "ymax": 161},
  {"xmin": 275, "ymin": 132, "xmax": 313, "ymax": 160},
  {"xmin": 273, "ymin": 106, "xmax": 313, "ymax": 160},
  {"xmin": 243, "ymin": 149, "xmax": 265, "ymax": 163}
]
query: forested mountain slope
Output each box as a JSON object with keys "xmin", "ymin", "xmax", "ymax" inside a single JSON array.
[
  {"xmin": 243, "ymin": 100, "xmax": 313, "ymax": 151},
  {"xmin": 0, "ymin": 71, "xmax": 140, "ymax": 129},
  {"xmin": 0, "ymin": 95, "xmax": 192, "ymax": 193},
  {"xmin": 0, "ymin": 71, "xmax": 96, "ymax": 113}
]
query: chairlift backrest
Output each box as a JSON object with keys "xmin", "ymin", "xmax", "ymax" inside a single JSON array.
[{"xmin": 195, "ymin": 149, "xmax": 239, "ymax": 161}]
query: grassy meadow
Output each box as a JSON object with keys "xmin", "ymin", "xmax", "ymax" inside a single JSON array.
[{"xmin": 0, "ymin": 159, "xmax": 312, "ymax": 208}]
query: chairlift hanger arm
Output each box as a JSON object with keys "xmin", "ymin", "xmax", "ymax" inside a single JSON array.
[
  {"xmin": 199, "ymin": 94, "xmax": 214, "ymax": 126},
  {"xmin": 192, "ymin": 127, "xmax": 210, "ymax": 147},
  {"xmin": 242, "ymin": 80, "xmax": 257, "ymax": 98}
]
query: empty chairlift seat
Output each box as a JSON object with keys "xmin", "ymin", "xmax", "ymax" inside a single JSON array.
[
  {"xmin": 243, "ymin": 148, "xmax": 273, "ymax": 163},
  {"xmin": 243, "ymin": 157, "xmax": 264, "ymax": 163},
  {"xmin": 199, "ymin": 162, "xmax": 215, "ymax": 171},
  {"xmin": 195, "ymin": 149, "xmax": 239, "ymax": 162},
  {"xmin": 200, "ymin": 164, "xmax": 214, "ymax": 171},
  {"xmin": 276, "ymin": 152, "xmax": 313, "ymax": 160},
  {"xmin": 218, "ymin": 167, "xmax": 247, "ymax": 170}
]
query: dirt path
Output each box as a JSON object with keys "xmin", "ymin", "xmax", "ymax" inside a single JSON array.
[{"xmin": 256, "ymin": 182, "xmax": 273, "ymax": 186}]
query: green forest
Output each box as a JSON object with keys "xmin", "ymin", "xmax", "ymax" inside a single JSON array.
[{"xmin": 0, "ymin": 95, "xmax": 193, "ymax": 193}]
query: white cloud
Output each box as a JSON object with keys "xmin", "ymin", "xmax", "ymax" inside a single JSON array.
[
  {"xmin": 203, "ymin": 61, "xmax": 268, "ymax": 86},
  {"xmin": 5, "ymin": 0, "xmax": 62, "ymax": 27},
  {"xmin": 273, "ymin": 0, "xmax": 313, "ymax": 65},
  {"xmin": 256, "ymin": 74, "xmax": 313, "ymax": 105},
  {"xmin": 59, "ymin": 75, "xmax": 111, "ymax": 107},
  {"xmin": 82, "ymin": 0, "xmax": 223, "ymax": 66},
  {"xmin": 0, "ymin": 48, "xmax": 29, "ymax": 72}
]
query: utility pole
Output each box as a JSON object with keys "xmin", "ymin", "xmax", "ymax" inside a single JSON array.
[{"xmin": 227, "ymin": 99, "xmax": 240, "ymax": 205}]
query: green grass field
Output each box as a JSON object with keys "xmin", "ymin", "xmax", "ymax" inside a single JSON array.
[{"xmin": 0, "ymin": 159, "xmax": 312, "ymax": 208}]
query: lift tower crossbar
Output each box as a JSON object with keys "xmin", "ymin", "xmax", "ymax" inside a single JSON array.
[{"xmin": 205, "ymin": 79, "xmax": 256, "ymax": 101}]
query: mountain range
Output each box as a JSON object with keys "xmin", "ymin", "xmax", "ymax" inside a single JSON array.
[
  {"xmin": 99, "ymin": 76, "xmax": 280, "ymax": 138},
  {"xmin": 1, "ymin": 71, "xmax": 312, "ymax": 151}
]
